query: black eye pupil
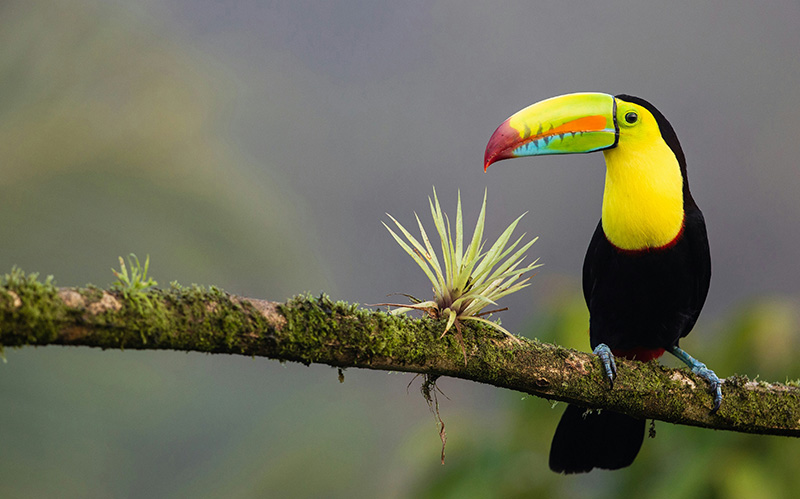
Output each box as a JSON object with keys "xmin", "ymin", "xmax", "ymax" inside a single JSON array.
[{"xmin": 625, "ymin": 112, "xmax": 638, "ymax": 124}]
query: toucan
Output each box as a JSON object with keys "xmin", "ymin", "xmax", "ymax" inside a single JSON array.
[{"xmin": 483, "ymin": 93, "xmax": 722, "ymax": 473}]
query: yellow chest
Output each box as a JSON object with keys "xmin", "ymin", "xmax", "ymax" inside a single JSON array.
[{"xmin": 601, "ymin": 142, "xmax": 685, "ymax": 250}]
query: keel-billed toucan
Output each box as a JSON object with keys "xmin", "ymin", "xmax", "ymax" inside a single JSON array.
[{"xmin": 484, "ymin": 93, "xmax": 722, "ymax": 473}]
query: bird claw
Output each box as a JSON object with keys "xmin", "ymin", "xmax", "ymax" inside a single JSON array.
[
  {"xmin": 710, "ymin": 382, "xmax": 722, "ymax": 414},
  {"xmin": 670, "ymin": 346, "xmax": 723, "ymax": 414},
  {"xmin": 693, "ymin": 365, "xmax": 723, "ymax": 414},
  {"xmin": 593, "ymin": 343, "xmax": 617, "ymax": 388}
]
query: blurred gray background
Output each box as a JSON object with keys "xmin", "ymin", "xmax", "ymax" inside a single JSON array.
[{"xmin": 1, "ymin": 0, "xmax": 799, "ymax": 497}]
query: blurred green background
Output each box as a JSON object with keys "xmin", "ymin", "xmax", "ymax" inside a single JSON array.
[{"xmin": 1, "ymin": 0, "xmax": 799, "ymax": 497}]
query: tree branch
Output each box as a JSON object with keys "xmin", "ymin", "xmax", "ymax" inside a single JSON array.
[{"xmin": 1, "ymin": 270, "xmax": 798, "ymax": 437}]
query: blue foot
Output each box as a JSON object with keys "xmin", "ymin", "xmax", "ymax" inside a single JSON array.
[
  {"xmin": 593, "ymin": 343, "xmax": 617, "ymax": 387},
  {"xmin": 669, "ymin": 346, "xmax": 723, "ymax": 414}
]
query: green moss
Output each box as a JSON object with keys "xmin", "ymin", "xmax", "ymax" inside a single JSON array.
[
  {"xmin": 82, "ymin": 284, "xmax": 104, "ymax": 302},
  {"xmin": 275, "ymin": 294, "xmax": 464, "ymax": 368},
  {"xmin": 6, "ymin": 280, "xmax": 262, "ymax": 356},
  {"xmin": 154, "ymin": 284, "xmax": 253, "ymax": 354},
  {"xmin": 0, "ymin": 268, "xmax": 62, "ymax": 346}
]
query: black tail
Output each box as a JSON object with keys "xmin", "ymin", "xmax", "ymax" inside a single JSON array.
[{"xmin": 549, "ymin": 404, "xmax": 645, "ymax": 473}]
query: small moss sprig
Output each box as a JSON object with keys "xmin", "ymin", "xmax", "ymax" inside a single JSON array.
[
  {"xmin": 111, "ymin": 254, "xmax": 157, "ymax": 294},
  {"xmin": 382, "ymin": 187, "xmax": 540, "ymax": 362}
]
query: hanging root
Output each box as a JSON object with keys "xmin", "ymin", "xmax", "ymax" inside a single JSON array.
[{"xmin": 421, "ymin": 374, "xmax": 448, "ymax": 464}]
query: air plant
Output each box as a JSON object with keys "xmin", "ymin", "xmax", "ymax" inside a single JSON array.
[{"xmin": 382, "ymin": 187, "xmax": 540, "ymax": 363}]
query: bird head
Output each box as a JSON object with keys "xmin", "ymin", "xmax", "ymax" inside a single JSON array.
[{"xmin": 484, "ymin": 92, "xmax": 691, "ymax": 250}]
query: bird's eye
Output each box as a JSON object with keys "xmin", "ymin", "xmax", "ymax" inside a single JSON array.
[{"xmin": 624, "ymin": 112, "xmax": 638, "ymax": 124}]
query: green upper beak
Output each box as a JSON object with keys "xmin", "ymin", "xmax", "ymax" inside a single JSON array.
[{"xmin": 484, "ymin": 92, "xmax": 619, "ymax": 171}]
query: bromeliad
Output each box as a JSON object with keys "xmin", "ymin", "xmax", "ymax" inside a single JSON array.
[{"xmin": 382, "ymin": 187, "xmax": 539, "ymax": 363}]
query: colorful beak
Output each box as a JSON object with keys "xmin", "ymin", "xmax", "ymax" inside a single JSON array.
[{"xmin": 484, "ymin": 92, "xmax": 619, "ymax": 171}]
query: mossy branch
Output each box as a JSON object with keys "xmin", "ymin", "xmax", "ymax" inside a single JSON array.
[{"xmin": 1, "ymin": 271, "xmax": 798, "ymax": 437}]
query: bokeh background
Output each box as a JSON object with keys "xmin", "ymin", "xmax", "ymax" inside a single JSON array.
[{"xmin": 2, "ymin": 0, "xmax": 800, "ymax": 497}]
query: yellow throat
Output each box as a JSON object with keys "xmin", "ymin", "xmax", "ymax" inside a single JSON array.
[{"xmin": 600, "ymin": 138, "xmax": 685, "ymax": 251}]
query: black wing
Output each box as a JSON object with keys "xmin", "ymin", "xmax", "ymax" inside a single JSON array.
[{"xmin": 678, "ymin": 204, "xmax": 711, "ymax": 338}]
